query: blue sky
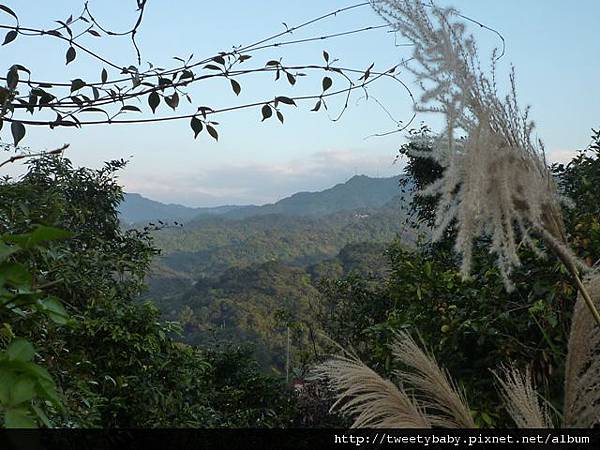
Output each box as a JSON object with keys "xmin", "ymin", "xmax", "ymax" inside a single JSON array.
[{"xmin": 2, "ymin": 0, "xmax": 599, "ymax": 206}]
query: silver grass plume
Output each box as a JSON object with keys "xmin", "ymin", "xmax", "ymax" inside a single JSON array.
[
  {"xmin": 563, "ymin": 274, "xmax": 600, "ymax": 427},
  {"xmin": 313, "ymin": 333, "xmax": 473, "ymax": 428},
  {"xmin": 317, "ymin": 325, "xmax": 599, "ymax": 428},
  {"xmin": 370, "ymin": 0, "xmax": 575, "ymax": 291},
  {"xmin": 391, "ymin": 331, "xmax": 475, "ymax": 427},
  {"xmin": 312, "ymin": 349, "xmax": 431, "ymax": 428},
  {"xmin": 494, "ymin": 366, "xmax": 553, "ymax": 428}
]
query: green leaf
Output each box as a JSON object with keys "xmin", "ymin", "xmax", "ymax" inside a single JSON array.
[
  {"xmin": 0, "ymin": 370, "xmax": 16, "ymax": 404},
  {"xmin": 164, "ymin": 92, "xmax": 179, "ymax": 110},
  {"xmin": 206, "ymin": 124, "xmax": 218, "ymax": 141},
  {"xmin": 80, "ymin": 107, "xmax": 105, "ymax": 114},
  {"xmin": 2, "ymin": 30, "xmax": 17, "ymax": 46},
  {"xmin": 0, "ymin": 241, "xmax": 18, "ymax": 262},
  {"xmin": 7, "ymin": 339, "xmax": 35, "ymax": 362},
  {"xmin": 276, "ymin": 111, "xmax": 284, "ymax": 124},
  {"xmin": 480, "ymin": 411, "xmax": 493, "ymax": 426},
  {"xmin": 424, "ymin": 261, "xmax": 432, "ymax": 278},
  {"xmin": 120, "ymin": 105, "xmax": 141, "ymax": 113},
  {"xmin": 5, "ymin": 225, "xmax": 72, "ymax": 249},
  {"xmin": 31, "ymin": 404, "xmax": 51, "ymax": 428},
  {"xmin": 261, "ymin": 104, "xmax": 272, "ymax": 121},
  {"xmin": 11, "ymin": 121, "xmax": 25, "ymax": 146},
  {"xmin": 70, "ymin": 78, "xmax": 85, "ymax": 93},
  {"xmin": 322, "ymin": 76, "xmax": 332, "ymax": 92},
  {"xmin": 11, "ymin": 378, "xmax": 35, "ymax": 405},
  {"xmin": 65, "ymin": 46, "xmax": 76, "ymax": 65},
  {"xmin": 6, "ymin": 67, "xmax": 18, "ymax": 89},
  {"xmin": 0, "ymin": 261, "xmax": 32, "ymax": 286},
  {"xmin": 4, "ymin": 408, "xmax": 36, "ymax": 428},
  {"xmin": 190, "ymin": 117, "xmax": 203, "ymax": 139},
  {"xmin": 38, "ymin": 297, "xmax": 69, "ymax": 325},
  {"xmin": 0, "ymin": 5, "xmax": 18, "ymax": 22},
  {"xmin": 179, "ymin": 70, "xmax": 194, "ymax": 80},
  {"xmin": 275, "ymin": 96, "xmax": 296, "ymax": 106},
  {"xmin": 148, "ymin": 91, "xmax": 160, "ymax": 113},
  {"xmin": 230, "ymin": 79, "xmax": 241, "ymax": 96},
  {"xmin": 11, "ymin": 361, "xmax": 53, "ymax": 384}
]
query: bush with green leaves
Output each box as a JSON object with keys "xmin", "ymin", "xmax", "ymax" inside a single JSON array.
[{"xmin": 0, "ymin": 226, "xmax": 72, "ymax": 427}]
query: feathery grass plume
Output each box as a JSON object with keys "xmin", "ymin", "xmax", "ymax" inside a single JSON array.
[
  {"xmin": 316, "ymin": 324, "xmax": 600, "ymax": 428},
  {"xmin": 391, "ymin": 331, "xmax": 475, "ymax": 428},
  {"xmin": 563, "ymin": 274, "xmax": 600, "ymax": 427},
  {"xmin": 370, "ymin": 0, "xmax": 575, "ymax": 291},
  {"xmin": 312, "ymin": 350, "xmax": 431, "ymax": 427},
  {"xmin": 494, "ymin": 366, "xmax": 553, "ymax": 428},
  {"xmin": 313, "ymin": 332, "xmax": 474, "ymax": 428}
]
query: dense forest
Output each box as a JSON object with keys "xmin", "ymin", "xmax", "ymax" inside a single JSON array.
[{"xmin": 1, "ymin": 127, "xmax": 599, "ymax": 428}]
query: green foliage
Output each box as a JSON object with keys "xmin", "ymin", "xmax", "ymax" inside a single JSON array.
[
  {"xmin": 0, "ymin": 155, "xmax": 298, "ymax": 427},
  {"xmin": 316, "ymin": 127, "xmax": 600, "ymax": 427},
  {"xmin": 553, "ymin": 128, "xmax": 600, "ymax": 265},
  {"xmin": 0, "ymin": 226, "xmax": 72, "ymax": 427},
  {"xmin": 152, "ymin": 195, "xmax": 411, "ymax": 279},
  {"xmin": 151, "ymin": 241, "xmax": 393, "ymax": 374},
  {"xmin": 198, "ymin": 344, "xmax": 298, "ymax": 427}
]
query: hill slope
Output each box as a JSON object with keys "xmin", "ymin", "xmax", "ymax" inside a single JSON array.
[
  {"xmin": 120, "ymin": 174, "xmax": 405, "ymax": 223},
  {"xmin": 119, "ymin": 193, "xmax": 242, "ymax": 224},
  {"xmin": 223, "ymin": 175, "xmax": 403, "ymax": 219},
  {"xmin": 151, "ymin": 194, "xmax": 414, "ymax": 278}
]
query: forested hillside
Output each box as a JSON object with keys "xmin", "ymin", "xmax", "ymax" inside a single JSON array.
[
  {"xmin": 2, "ymin": 0, "xmax": 599, "ymax": 435},
  {"xmin": 141, "ymin": 177, "xmax": 411, "ymax": 373},
  {"xmin": 149, "ymin": 194, "xmax": 414, "ymax": 279},
  {"xmin": 149, "ymin": 242, "xmax": 391, "ymax": 372}
]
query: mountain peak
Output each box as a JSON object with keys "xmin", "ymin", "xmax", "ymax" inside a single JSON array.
[{"xmin": 120, "ymin": 174, "xmax": 404, "ymax": 223}]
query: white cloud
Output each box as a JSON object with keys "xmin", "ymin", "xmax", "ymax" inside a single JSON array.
[{"xmin": 546, "ymin": 148, "xmax": 578, "ymax": 165}]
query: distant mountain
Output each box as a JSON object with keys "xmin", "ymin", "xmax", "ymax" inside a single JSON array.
[
  {"xmin": 222, "ymin": 175, "xmax": 403, "ymax": 219},
  {"xmin": 143, "ymin": 175, "xmax": 418, "ymax": 371},
  {"xmin": 120, "ymin": 175, "xmax": 405, "ymax": 224},
  {"xmin": 119, "ymin": 193, "xmax": 242, "ymax": 224},
  {"xmin": 150, "ymin": 194, "xmax": 416, "ymax": 279}
]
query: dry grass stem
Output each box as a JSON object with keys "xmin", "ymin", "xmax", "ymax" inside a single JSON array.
[{"xmin": 563, "ymin": 275, "xmax": 600, "ymax": 427}]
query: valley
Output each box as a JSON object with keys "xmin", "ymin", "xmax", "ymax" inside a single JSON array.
[{"xmin": 121, "ymin": 175, "xmax": 416, "ymax": 372}]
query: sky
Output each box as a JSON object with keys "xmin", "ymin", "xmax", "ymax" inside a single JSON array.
[{"xmin": 1, "ymin": 0, "xmax": 599, "ymax": 206}]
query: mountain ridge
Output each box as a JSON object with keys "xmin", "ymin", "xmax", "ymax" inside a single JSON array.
[{"xmin": 119, "ymin": 174, "xmax": 404, "ymax": 224}]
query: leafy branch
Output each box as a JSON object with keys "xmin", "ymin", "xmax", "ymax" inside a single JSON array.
[{"xmin": 0, "ymin": 1, "xmax": 414, "ymax": 148}]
